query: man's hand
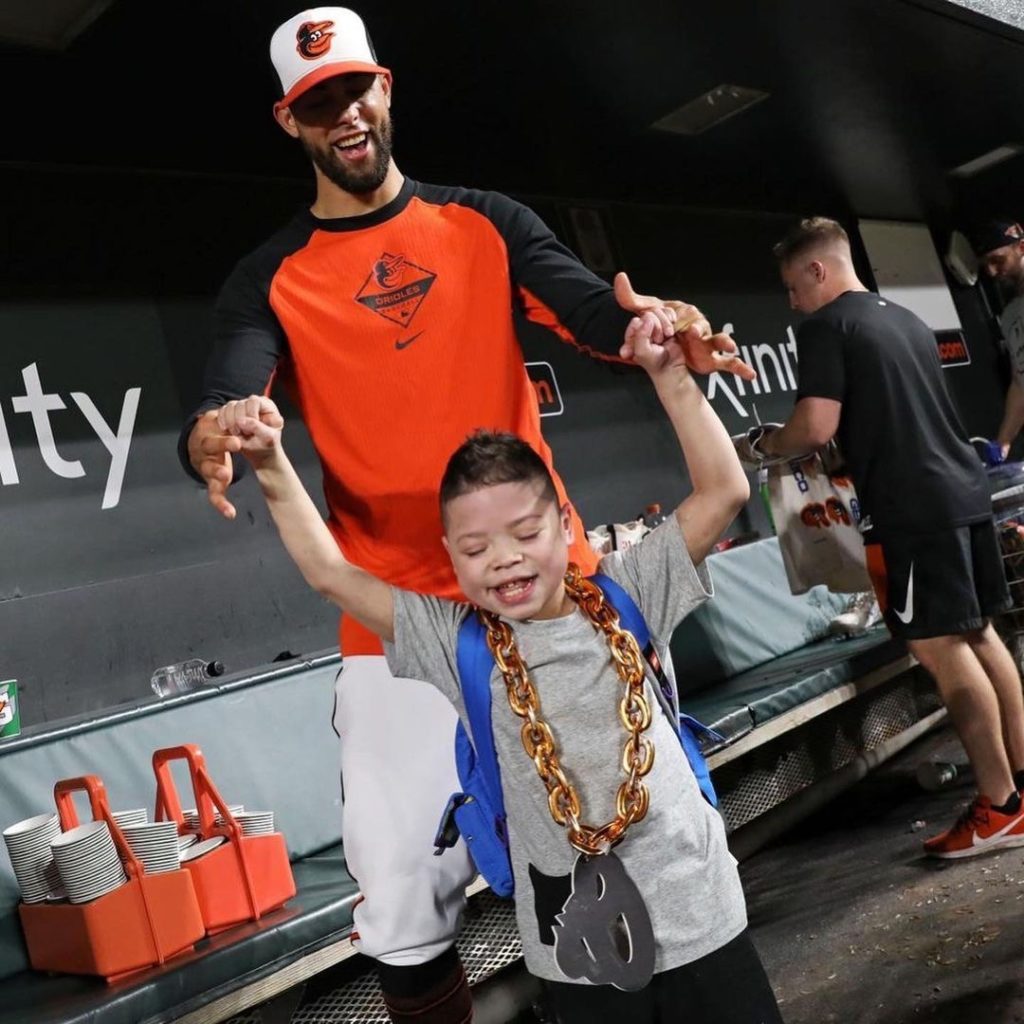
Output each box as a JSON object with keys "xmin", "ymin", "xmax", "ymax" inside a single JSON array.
[
  {"xmin": 614, "ymin": 271, "xmax": 756, "ymax": 380},
  {"xmin": 189, "ymin": 397, "xmax": 285, "ymax": 520},
  {"xmin": 731, "ymin": 424, "xmax": 791, "ymax": 471},
  {"xmin": 189, "ymin": 410, "xmax": 242, "ymax": 520}
]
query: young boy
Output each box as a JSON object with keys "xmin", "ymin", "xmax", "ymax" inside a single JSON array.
[{"xmin": 216, "ymin": 311, "xmax": 782, "ymax": 1022}]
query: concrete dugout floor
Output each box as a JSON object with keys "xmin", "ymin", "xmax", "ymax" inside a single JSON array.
[{"xmin": 745, "ymin": 723, "xmax": 1024, "ymax": 1023}]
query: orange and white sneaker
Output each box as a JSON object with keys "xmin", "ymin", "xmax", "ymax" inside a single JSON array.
[{"xmin": 923, "ymin": 796, "xmax": 1024, "ymax": 859}]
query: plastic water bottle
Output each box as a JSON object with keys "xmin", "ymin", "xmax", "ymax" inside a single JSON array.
[
  {"xmin": 151, "ymin": 659, "xmax": 225, "ymax": 698},
  {"xmin": 915, "ymin": 762, "xmax": 958, "ymax": 791}
]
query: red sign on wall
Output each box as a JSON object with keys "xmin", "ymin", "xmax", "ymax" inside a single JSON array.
[
  {"xmin": 935, "ymin": 329, "xmax": 971, "ymax": 368},
  {"xmin": 526, "ymin": 361, "xmax": 564, "ymax": 417}
]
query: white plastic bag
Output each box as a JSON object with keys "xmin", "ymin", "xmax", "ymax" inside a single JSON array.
[{"xmin": 767, "ymin": 449, "xmax": 872, "ymax": 595}]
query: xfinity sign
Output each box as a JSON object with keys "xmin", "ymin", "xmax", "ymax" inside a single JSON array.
[{"xmin": 0, "ymin": 362, "xmax": 140, "ymax": 510}]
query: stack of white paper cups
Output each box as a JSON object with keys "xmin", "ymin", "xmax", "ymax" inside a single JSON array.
[
  {"xmin": 213, "ymin": 805, "xmax": 246, "ymax": 827},
  {"xmin": 120, "ymin": 820, "xmax": 181, "ymax": 875},
  {"xmin": 182, "ymin": 804, "xmax": 244, "ymax": 831},
  {"xmin": 2, "ymin": 813, "xmax": 64, "ymax": 903},
  {"xmin": 50, "ymin": 822, "xmax": 127, "ymax": 903},
  {"xmin": 233, "ymin": 811, "xmax": 275, "ymax": 837},
  {"xmin": 110, "ymin": 808, "xmax": 148, "ymax": 828}
]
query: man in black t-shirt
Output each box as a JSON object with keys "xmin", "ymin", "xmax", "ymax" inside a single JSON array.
[{"xmin": 748, "ymin": 216, "xmax": 1024, "ymax": 859}]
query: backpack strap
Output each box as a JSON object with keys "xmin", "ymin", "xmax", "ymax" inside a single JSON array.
[
  {"xmin": 431, "ymin": 612, "xmax": 514, "ymax": 896},
  {"xmin": 591, "ymin": 573, "xmax": 672, "ymax": 713},
  {"xmin": 591, "ymin": 573, "xmax": 719, "ymax": 808},
  {"xmin": 455, "ymin": 611, "xmax": 505, "ymax": 814}
]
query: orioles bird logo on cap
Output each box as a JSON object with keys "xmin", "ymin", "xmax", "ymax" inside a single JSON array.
[{"xmin": 296, "ymin": 20, "xmax": 334, "ymax": 60}]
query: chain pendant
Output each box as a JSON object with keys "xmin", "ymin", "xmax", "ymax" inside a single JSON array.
[
  {"xmin": 479, "ymin": 564, "xmax": 655, "ymax": 857},
  {"xmin": 552, "ymin": 851, "xmax": 656, "ymax": 991}
]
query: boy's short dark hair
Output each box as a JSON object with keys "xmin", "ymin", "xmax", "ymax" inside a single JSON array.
[
  {"xmin": 773, "ymin": 217, "xmax": 850, "ymax": 264},
  {"xmin": 440, "ymin": 431, "xmax": 557, "ymax": 516}
]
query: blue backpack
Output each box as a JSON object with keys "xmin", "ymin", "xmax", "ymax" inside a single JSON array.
[{"xmin": 432, "ymin": 573, "xmax": 719, "ymax": 898}]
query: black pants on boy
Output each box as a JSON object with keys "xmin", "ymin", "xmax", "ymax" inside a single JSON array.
[{"xmin": 543, "ymin": 929, "xmax": 783, "ymax": 1024}]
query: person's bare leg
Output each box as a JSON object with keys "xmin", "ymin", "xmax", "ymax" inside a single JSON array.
[
  {"xmin": 909, "ymin": 634, "xmax": 1016, "ymax": 804},
  {"xmin": 967, "ymin": 624, "xmax": 1024, "ymax": 775}
]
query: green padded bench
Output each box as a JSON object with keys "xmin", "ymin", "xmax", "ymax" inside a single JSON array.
[
  {"xmin": 673, "ymin": 536, "xmax": 909, "ymax": 750},
  {"xmin": 681, "ymin": 626, "xmax": 905, "ymax": 752},
  {"xmin": 0, "ymin": 653, "xmax": 364, "ymax": 1024},
  {"xmin": 0, "ymin": 847, "xmax": 358, "ymax": 1024},
  {"xmin": 673, "ymin": 537, "xmax": 922, "ymax": 837}
]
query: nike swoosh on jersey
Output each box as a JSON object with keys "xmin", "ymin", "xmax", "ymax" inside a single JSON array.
[
  {"xmin": 395, "ymin": 332, "xmax": 424, "ymax": 351},
  {"xmin": 894, "ymin": 563, "xmax": 914, "ymax": 624}
]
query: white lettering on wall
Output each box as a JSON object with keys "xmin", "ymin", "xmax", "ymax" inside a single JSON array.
[
  {"xmin": 12, "ymin": 363, "xmax": 85, "ymax": 480},
  {"xmin": 71, "ymin": 388, "xmax": 141, "ymax": 510},
  {"xmin": 0, "ymin": 397, "xmax": 18, "ymax": 485},
  {"xmin": 0, "ymin": 362, "xmax": 141, "ymax": 510},
  {"xmin": 705, "ymin": 324, "xmax": 800, "ymax": 419}
]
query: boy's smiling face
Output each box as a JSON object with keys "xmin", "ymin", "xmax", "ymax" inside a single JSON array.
[{"xmin": 443, "ymin": 479, "xmax": 575, "ymax": 621}]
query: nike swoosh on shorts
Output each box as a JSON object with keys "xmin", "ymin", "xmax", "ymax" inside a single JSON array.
[{"xmin": 894, "ymin": 563, "xmax": 914, "ymax": 624}]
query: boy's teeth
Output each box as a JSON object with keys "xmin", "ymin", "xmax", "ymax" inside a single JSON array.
[{"xmin": 498, "ymin": 578, "xmax": 531, "ymax": 595}]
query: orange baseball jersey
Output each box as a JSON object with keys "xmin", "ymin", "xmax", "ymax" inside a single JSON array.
[{"xmin": 182, "ymin": 178, "xmax": 631, "ymax": 654}]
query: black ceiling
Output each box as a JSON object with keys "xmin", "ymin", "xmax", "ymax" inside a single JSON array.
[{"xmin": 2, "ymin": 0, "xmax": 1023, "ymax": 228}]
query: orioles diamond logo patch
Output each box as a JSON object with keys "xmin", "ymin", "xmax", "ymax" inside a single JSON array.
[{"xmin": 356, "ymin": 253, "xmax": 437, "ymax": 328}]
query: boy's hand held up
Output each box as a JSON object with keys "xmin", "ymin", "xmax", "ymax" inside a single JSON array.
[
  {"xmin": 216, "ymin": 396, "xmax": 285, "ymax": 467},
  {"xmin": 622, "ymin": 312, "xmax": 689, "ymax": 379}
]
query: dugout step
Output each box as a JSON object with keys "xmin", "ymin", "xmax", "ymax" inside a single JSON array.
[{"xmin": 223, "ymin": 889, "xmax": 527, "ymax": 1024}]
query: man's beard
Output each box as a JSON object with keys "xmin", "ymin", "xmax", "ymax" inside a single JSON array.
[
  {"xmin": 993, "ymin": 273, "xmax": 1024, "ymax": 299},
  {"xmin": 304, "ymin": 117, "xmax": 394, "ymax": 196}
]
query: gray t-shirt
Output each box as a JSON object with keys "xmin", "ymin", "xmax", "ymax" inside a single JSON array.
[
  {"xmin": 1000, "ymin": 294, "xmax": 1024, "ymax": 388},
  {"xmin": 385, "ymin": 518, "xmax": 748, "ymax": 982}
]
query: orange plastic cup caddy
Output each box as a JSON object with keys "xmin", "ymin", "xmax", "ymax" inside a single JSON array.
[
  {"xmin": 18, "ymin": 775, "xmax": 205, "ymax": 982},
  {"xmin": 152, "ymin": 744, "xmax": 295, "ymax": 934}
]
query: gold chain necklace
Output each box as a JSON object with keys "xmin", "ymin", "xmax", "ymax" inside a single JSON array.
[{"xmin": 477, "ymin": 563, "xmax": 655, "ymax": 857}]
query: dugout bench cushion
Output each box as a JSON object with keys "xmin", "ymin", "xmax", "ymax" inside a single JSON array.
[
  {"xmin": 0, "ymin": 845, "xmax": 358, "ymax": 1024},
  {"xmin": 678, "ymin": 625, "xmax": 903, "ymax": 748}
]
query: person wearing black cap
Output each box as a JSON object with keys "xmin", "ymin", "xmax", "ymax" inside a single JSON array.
[
  {"xmin": 976, "ymin": 221, "xmax": 1024, "ymax": 458},
  {"xmin": 179, "ymin": 7, "xmax": 753, "ymax": 1021},
  {"xmin": 744, "ymin": 217, "xmax": 1024, "ymax": 860}
]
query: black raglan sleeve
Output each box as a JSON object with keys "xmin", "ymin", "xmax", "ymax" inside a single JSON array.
[
  {"xmin": 177, "ymin": 257, "xmax": 288, "ymax": 483},
  {"xmin": 466, "ymin": 190, "xmax": 632, "ymax": 360}
]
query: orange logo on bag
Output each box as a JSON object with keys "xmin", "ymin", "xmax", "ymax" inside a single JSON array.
[
  {"xmin": 826, "ymin": 497, "xmax": 851, "ymax": 525},
  {"xmin": 801, "ymin": 499, "xmax": 851, "ymax": 528},
  {"xmin": 800, "ymin": 503, "xmax": 828, "ymax": 528},
  {"xmin": 296, "ymin": 20, "xmax": 334, "ymax": 60}
]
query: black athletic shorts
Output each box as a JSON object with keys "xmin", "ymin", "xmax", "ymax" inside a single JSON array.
[{"xmin": 864, "ymin": 519, "xmax": 1011, "ymax": 641}]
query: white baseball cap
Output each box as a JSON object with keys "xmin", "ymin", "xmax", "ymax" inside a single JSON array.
[{"xmin": 270, "ymin": 7, "xmax": 390, "ymax": 111}]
